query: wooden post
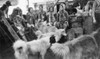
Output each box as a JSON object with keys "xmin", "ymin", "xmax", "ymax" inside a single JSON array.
[{"xmin": 2, "ymin": 17, "xmax": 20, "ymax": 41}]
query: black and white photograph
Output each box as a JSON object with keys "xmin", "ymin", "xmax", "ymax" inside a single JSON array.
[{"xmin": 0, "ymin": 0, "xmax": 100, "ymax": 59}]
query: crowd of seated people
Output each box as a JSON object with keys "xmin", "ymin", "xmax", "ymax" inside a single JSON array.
[{"xmin": 0, "ymin": 0, "xmax": 96, "ymax": 42}]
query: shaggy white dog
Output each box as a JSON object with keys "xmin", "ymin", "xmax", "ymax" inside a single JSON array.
[
  {"xmin": 13, "ymin": 35, "xmax": 53, "ymax": 59},
  {"xmin": 50, "ymin": 29, "xmax": 99, "ymax": 59},
  {"xmin": 50, "ymin": 35, "xmax": 86, "ymax": 59},
  {"xmin": 27, "ymin": 36, "xmax": 52, "ymax": 59},
  {"xmin": 51, "ymin": 43, "xmax": 70, "ymax": 59}
]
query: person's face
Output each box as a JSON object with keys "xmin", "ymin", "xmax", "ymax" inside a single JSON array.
[
  {"xmin": 50, "ymin": 7, "xmax": 54, "ymax": 12},
  {"xmin": 65, "ymin": 2, "xmax": 69, "ymax": 8},
  {"xmin": 19, "ymin": 11, "xmax": 22, "ymax": 16},
  {"xmin": 64, "ymin": 22, "xmax": 68, "ymax": 28},
  {"xmin": 60, "ymin": 5, "xmax": 64, "ymax": 10},
  {"xmin": 34, "ymin": 3, "xmax": 37, "ymax": 9},
  {"xmin": 39, "ymin": 6, "xmax": 43, "ymax": 11},
  {"xmin": 47, "ymin": 7, "xmax": 49, "ymax": 12},
  {"xmin": 30, "ymin": 8, "xmax": 33, "ymax": 12}
]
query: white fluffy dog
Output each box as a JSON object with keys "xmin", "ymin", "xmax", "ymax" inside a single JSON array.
[
  {"xmin": 13, "ymin": 35, "xmax": 53, "ymax": 59},
  {"xmin": 27, "ymin": 36, "xmax": 52, "ymax": 59}
]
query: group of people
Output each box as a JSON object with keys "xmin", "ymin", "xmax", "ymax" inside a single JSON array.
[{"xmin": 0, "ymin": 0, "xmax": 96, "ymax": 41}]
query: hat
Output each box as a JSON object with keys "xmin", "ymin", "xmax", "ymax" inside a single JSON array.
[{"xmin": 6, "ymin": 1, "xmax": 12, "ymax": 6}]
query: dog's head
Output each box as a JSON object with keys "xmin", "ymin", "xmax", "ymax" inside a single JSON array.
[
  {"xmin": 13, "ymin": 40, "xmax": 28, "ymax": 59},
  {"xmin": 54, "ymin": 29, "xmax": 67, "ymax": 42}
]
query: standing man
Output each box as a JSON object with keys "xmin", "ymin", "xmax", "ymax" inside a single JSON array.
[
  {"xmin": 27, "ymin": 7, "xmax": 34, "ymax": 25},
  {"xmin": 57, "ymin": 3, "xmax": 69, "ymax": 29},
  {"xmin": 34, "ymin": 3, "xmax": 38, "ymax": 11},
  {"xmin": 0, "ymin": 1, "xmax": 12, "ymax": 18},
  {"xmin": 47, "ymin": 6, "xmax": 56, "ymax": 25},
  {"xmin": 38, "ymin": 4, "xmax": 46, "ymax": 21},
  {"xmin": 33, "ymin": 3, "xmax": 38, "ymax": 25}
]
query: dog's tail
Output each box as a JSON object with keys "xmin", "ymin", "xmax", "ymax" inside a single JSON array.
[
  {"xmin": 88, "ymin": 28, "xmax": 100, "ymax": 48},
  {"xmin": 90, "ymin": 28, "xmax": 100, "ymax": 37}
]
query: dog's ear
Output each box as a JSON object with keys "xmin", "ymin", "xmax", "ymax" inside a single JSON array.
[{"xmin": 50, "ymin": 35, "xmax": 56, "ymax": 44}]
